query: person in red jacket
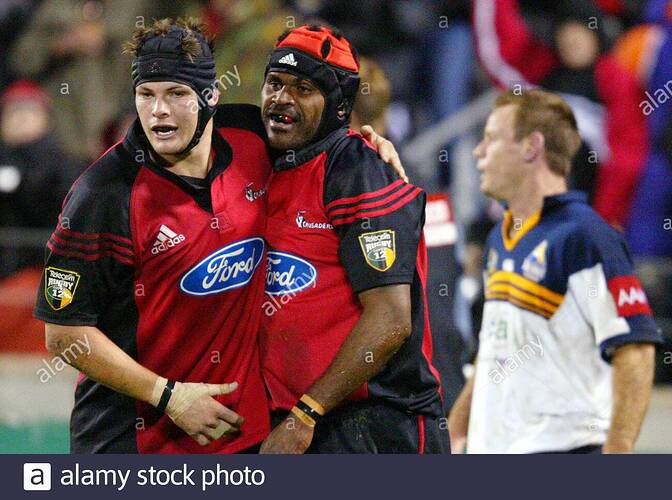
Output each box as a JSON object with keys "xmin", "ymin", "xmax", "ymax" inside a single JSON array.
[{"xmin": 472, "ymin": 0, "xmax": 649, "ymax": 227}]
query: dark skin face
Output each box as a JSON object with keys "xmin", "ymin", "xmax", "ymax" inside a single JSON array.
[{"xmin": 261, "ymin": 71, "xmax": 326, "ymax": 151}]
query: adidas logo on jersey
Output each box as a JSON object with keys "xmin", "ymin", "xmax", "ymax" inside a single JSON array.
[
  {"xmin": 151, "ymin": 224, "xmax": 185, "ymax": 255},
  {"xmin": 278, "ymin": 53, "xmax": 298, "ymax": 66}
]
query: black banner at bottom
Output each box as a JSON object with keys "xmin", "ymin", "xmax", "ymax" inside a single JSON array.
[{"xmin": 4, "ymin": 454, "xmax": 671, "ymax": 499}]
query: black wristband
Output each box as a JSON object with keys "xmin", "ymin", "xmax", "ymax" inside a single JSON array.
[
  {"xmin": 295, "ymin": 399, "xmax": 322, "ymax": 424},
  {"xmin": 156, "ymin": 379, "xmax": 175, "ymax": 413}
]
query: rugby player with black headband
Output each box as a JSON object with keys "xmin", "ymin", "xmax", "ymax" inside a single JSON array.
[
  {"xmin": 33, "ymin": 18, "xmax": 402, "ymax": 454},
  {"xmin": 259, "ymin": 25, "xmax": 449, "ymax": 454}
]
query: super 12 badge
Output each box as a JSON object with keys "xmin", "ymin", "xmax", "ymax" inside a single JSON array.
[
  {"xmin": 358, "ymin": 230, "xmax": 396, "ymax": 272},
  {"xmin": 44, "ymin": 267, "xmax": 80, "ymax": 311}
]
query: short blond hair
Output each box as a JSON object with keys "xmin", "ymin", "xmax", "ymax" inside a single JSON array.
[{"xmin": 495, "ymin": 89, "xmax": 582, "ymax": 177}]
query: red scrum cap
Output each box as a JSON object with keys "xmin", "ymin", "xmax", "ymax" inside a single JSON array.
[
  {"xmin": 265, "ymin": 24, "xmax": 361, "ymax": 140},
  {"xmin": 276, "ymin": 25, "xmax": 359, "ymax": 72}
]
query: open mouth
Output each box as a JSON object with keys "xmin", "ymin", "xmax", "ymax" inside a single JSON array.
[
  {"xmin": 271, "ymin": 113, "xmax": 297, "ymax": 124},
  {"xmin": 267, "ymin": 111, "xmax": 299, "ymax": 132},
  {"xmin": 151, "ymin": 124, "xmax": 178, "ymax": 139}
]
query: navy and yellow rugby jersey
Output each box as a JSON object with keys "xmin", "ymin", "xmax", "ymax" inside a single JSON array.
[
  {"xmin": 33, "ymin": 104, "xmax": 272, "ymax": 454},
  {"xmin": 468, "ymin": 191, "xmax": 662, "ymax": 454},
  {"xmin": 259, "ymin": 128, "xmax": 443, "ymax": 417}
]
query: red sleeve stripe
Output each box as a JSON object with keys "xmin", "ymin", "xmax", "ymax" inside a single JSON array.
[
  {"xmin": 325, "ymin": 179, "xmax": 406, "ymax": 212},
  {"xmin": 51, "ymin": 231, "xmax": 134, "ymax": 258},
  {"xmin": 327, "ymin": 183, "xmax": 416, "ymax": 217},
  {"xmin": 56, "ymin": 220, "xmax": 133, "ymax": 248},
  {"xmin": 47, "ymin": 240, "xmax": 134, "ymax": 266},
  {"xmin": 331, "ymin": 187, "xmax": 422, "ymax": 226}
]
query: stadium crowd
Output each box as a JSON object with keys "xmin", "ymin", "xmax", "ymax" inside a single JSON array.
[{"xmin": 0, "ymin": 0, "xmax": 670, "ymax": 400}]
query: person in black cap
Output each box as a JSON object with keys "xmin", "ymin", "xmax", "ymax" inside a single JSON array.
[{"xmin": 258, "ymin": 25, "xmax": 449, "ymax": 454}]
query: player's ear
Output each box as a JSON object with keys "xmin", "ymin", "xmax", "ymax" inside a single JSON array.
[
  {"xmin": 207, "ymin": 87, "xmax": 220, "ymax": 107},
  {"xmin": 524, "ymin": 131, "xmax": 545, "ymax": 162}
]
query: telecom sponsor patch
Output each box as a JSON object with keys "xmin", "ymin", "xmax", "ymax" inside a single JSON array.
[
  {"xmin": 358, "ymin": 230, "xmax": 396, "ymax": 272},
  {"xmin": 45, "ymin": 267, "xmax": 81, "ymax": 311}
]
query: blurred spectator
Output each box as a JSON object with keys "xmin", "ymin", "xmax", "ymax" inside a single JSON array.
[
  {"xmin": 429, "ymin": 1, "xmax": 473, "ymax": 191},
  {"xmin": 291, "ymin": 0, "xmax": 452, "ymax": 143},
  {"xmin": 349, "ymin": 57, "xmax": 392, "ymax": 133},
  {"xmin": 0, "ymin": 0, "xmax": 45, "ymax": 88},
  {"xmin": 423, "ymin": 192, "xmax": 466, "ymax": 412},
  {"xmin": 181, "ymin": 0, "xmax": 295, "ymax": 106},
  {"xmin": 0, "ymin": 80, "xmax": 77, "ymax": 277},
  {"xmin": 613, "ymin": 0, "xmax": 672, "ymax": 379},
  {"xmin": 594, "ymin": 0, "xmax": 649, "ymax": 26},
  {"xmin": 100, "ymin": 106, "xmax": 136, "ymax": 150},
  {"xmin": 455, "ymin": 208, "xmax": 499, "ymax": 355},
  {"xmin": 473, "ymin": 0, "xmax": 648, "ymax": 228},
  {"xmin": 8, "ymin": 0, "xmax": 180, "ymax": 161}
]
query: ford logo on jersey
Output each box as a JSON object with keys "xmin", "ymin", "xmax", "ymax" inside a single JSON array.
[
  {"xmin": 180, "ymin": 237, "xmax": 265, "ymax": 296},
  {"xmin": 265, "ymin": 251, "xmax": 317, "ymax": 295}
]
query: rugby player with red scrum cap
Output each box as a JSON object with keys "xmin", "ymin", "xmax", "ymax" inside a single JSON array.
[
  {"xmin": 33, "ymin": 18, "xmax": 399, "ymax": 454},
  {"xmin": 258, "ymin": 25, "xmax": 449, "ymax": 454}
]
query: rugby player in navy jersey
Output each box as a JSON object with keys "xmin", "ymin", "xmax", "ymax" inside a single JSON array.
[
  {"xmin": 33, "ymin": 18, "xmax": 399, "ymax": 454},
  {"xmin": 449, "ymin": 90, "xmax": 661, "ymax": 454},
  {"xmin": 258, "ymin": 25, "xmax": 449, "ymax": 454}
]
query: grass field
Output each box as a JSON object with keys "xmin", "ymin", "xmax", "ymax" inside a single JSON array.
[{"xmin": 1, "ymin": 353, "xmax": 671, "ymax": 454}]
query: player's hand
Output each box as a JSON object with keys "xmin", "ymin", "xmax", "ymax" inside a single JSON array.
[
  {"xmin": 165, "ymin": 381, "xmax": 244, "ymax": 446},
  {"xmin": 602, "ymin": 439, "xmax": 633, "ymax": 454},
  {"xmin": 360, "ymin": 125, "xmax": 409, "ymax": 183},
  {"xmin": 448, "ymin": 411, "xmax": 468, "ymax": 454},
  {"xmin": 259, "ymin": 415, "xmax": 314, "ymax": 454}
]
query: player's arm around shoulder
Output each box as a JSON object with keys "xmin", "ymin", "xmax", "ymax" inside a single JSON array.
[{"xmin": 358, "ymin": 125, "xmax": 408, "ymax": 182}]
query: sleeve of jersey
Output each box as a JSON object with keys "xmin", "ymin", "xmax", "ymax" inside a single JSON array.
[
  {"xmin": 564, "ymin": 225, "xmax": 662, "ymax": 362},
  {"xmin": 33, "ymin": 182, "xmax": 134, "ymax": 326},
  {"xmin": 324, "ymin": 136, "xmax": 426, "ymax": 294}
]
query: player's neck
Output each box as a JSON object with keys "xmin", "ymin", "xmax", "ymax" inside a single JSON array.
[
  {"xmin": 505, "ymin": 175, "xmax": 567, "ymax": 233},
  {"xmin": 162, "ymin": 123, "xmax": 214, "ymax": 179}
]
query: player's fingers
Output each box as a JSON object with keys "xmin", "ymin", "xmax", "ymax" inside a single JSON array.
[
  {"xmin": 360, "ymin": 125, "xmax": 408, "ymax": 181},
  {"xmin": 384, "ymin": 150, "xmax": 408, "ymax": 183},
  {"xmin": 375, "ymin": 140, "xmax": 408, "ymax": 182},
  {"xmin": 214, "ymin": 402, "xmax": 244, "ymax": 427},
  {"xmin": 389, "ymin": 153, "xmax": 408, "ymax": 183},
  {"xmin": 205, "ymin": 381, "xmax": 238, "ymax": 396},
  {"xmin": 204, "ymin": 418, "xmax": 221, "ymax": 429},
  {"xmin": 206, "ymin": 420, "xmax": 236, "ymax": 440},
  {"xmin": 360, "ymin": 124, "xmax": 375, "ymax": 140},
  {"xmin": 193, "ymin": 433, "xmax": 211, "ymax": 446}
]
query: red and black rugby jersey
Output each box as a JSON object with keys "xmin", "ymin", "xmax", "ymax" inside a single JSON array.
[
  {"xmin": 259, "ymin": 128, "xmax": 443, "ymax": 417},
  {"xmin": 34, "ymin": 104, "xmax": 272, "ymax": 453}
]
